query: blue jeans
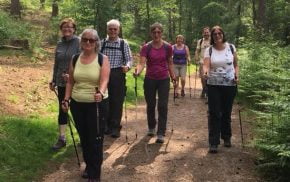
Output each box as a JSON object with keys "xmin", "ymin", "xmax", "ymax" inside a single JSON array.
[
  {"xmin": 207, "ymin": 85, "xmax": 237, "ymax": 145},
  {"xmin": 144, "ymin": 77, "xmax": 170, "ymax": 136}
]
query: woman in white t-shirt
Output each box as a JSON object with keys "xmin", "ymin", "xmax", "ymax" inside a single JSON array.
[{"xmin": 203, "ymin": 26, "xmax": 239, "ymax": 153}]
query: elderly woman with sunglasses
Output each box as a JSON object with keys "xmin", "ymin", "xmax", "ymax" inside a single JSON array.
[
  {"xmin": 49, "ymin": 18, "xmax": 80, "ymax": 151},
  {"xmin": 62, "ymin": 28, "xmax": 110, "ymax": 182},
  {"xmin": 203, "ymin": 25, "xmax": 239, "ymax": 153}
]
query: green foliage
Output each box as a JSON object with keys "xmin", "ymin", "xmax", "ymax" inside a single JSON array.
[
  {"xmin": 0, "ymin": 11, "xmax": 31, "ymax": 44},
  {"xmin": 0, "ymin": 115, "xmax": 78, "ymax": 182},
  {"xmin": 238, "ymin": 38, "xmax": 290, "ymax": 180}
]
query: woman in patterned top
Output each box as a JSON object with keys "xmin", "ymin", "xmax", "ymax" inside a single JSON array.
[{"xmin": 203, "ymin": 25, "xmax": 239, "ymax": 153}]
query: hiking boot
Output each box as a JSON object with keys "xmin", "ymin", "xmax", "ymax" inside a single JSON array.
[
  {"xmin": 111, "ymin": 126, "xmax": 122, "ymax": 138},
  {"xmin": 181, "ymin": 89, "xmax": 185, "ymax": 97},
  {"xmin": 155, "ymin": 135, "xmax": 164, "ymax": 143},
  {"xmin": 82, "ymin": 169, "xmax": 88, "ymax": 179},
  {"xmin": 208, "ymin": 145, "xmax": 218, "ymax": 153},
  {"xmin": 147, "ymin": 128, "xmax": 155, "ymax": 137},
  {"xmin": 224, "ymin": 139, "xmax": 232, "ymax": 147},
  {"xmin": 52, "ymin": 138, "xmax": 66, "ymax": 151}
]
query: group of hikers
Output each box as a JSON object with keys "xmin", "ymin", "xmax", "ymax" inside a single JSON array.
[{"xmin": 49, "ymin": 17, "xmax": 238, "ymax": 182}]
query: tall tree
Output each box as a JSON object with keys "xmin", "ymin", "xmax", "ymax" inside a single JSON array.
[
  {"xmin": 51, "ymin": 0, "xmax": 59, "ymax": 17},
  {"xmin": 10, "ymin": 0, "xmax": 21, "ymax": 18}
]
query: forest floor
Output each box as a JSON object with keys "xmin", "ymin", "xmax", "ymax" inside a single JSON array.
[{"xmin": 0, "ymin": 50, "xmax": 262, "ymax": 182}]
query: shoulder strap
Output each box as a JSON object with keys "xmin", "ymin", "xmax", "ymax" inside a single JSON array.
[
  {"xmin": 229, "ymin": 44, "xmax": 234, "ymax": 55},
  {"xmin": 120, "ymin": 39, "xmax": 126, "ymax": 64},
  {"xmin": 209, "ymin": 46, "xmax": 212, "ymax": 57},
  {"xmin": 72, "ymin": 53, "xmax": 80, "ymax": 68},
  {"xmin": 163, "ymin": 42, "xmax": 170, "ymax": 60},
  {"xmin": 146, "ymin": 41, "xmax": 153, "ymax": 59},
  {"xmin": 199, "ymin": 38, "xmax": 203, "ymax": 47},
  {"xmin": 98, "ymin": 53, "xmax": 103, "ymax": 66},
  {"xmin": 72, "ymin": 53, "xmax": 103, "ymax": 68},
  {"xmin": 100, "ymin": 39, "xmax": 106, "ymax": 53}
]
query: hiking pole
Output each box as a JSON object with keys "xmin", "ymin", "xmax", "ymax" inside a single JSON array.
[
  {"xmin": 193, "ymin": 64, "xmax": 198, "ymax": 97},
  {"xmin": 67, "ymin": 114, "xmax": 81, "ymax": 167},
  {"xmin": 187, "ymin": 63, "xmax": 192, "ymax": 99},
  {"xmin": 95, "ymin": 87, "xmax": 102, "ymax": 141},
  {"xmin": 52, "ymin": 87, "xmax": 80, "ymax": 167},
  {"xmin": 238, "ymin": 108, "xmax": 244, "ymax": 148},
  {"xmin": 134, "ymin": 76, "xmax": 138, "ymax": 139},
  {"xmin": 124, "ymin": 81, "xmax": 128, "ymax": 143}
]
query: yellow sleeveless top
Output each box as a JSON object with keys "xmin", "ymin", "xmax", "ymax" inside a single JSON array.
[{"xmin": 72, "ymin": 55, "xmax": 108, "ymax": 102}]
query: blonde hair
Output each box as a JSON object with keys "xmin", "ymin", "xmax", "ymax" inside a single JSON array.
[
  {"xmin": 176, "ymin": 34, "xmax": 184, "ymax": 42},
  {"xmin": 107, "ymin": 19, "xmax": 120, "ymax": 27}
]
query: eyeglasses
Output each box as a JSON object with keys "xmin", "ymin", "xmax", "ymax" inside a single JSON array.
[
  {"xmin": 81, "ymin": 38, "xmax": 96, "ymax": 44},
  {"xmin": 108, "ymin": 28, "xmax": 118, "ymax": 31},
  {"xmin": 213, "ymin": 32, "xmax": 223, "ymax": 36},
  {"xmin": 152, "ymin": 31, "xmax": 162, "ymax": 34},
  {"xmin": 62, "ymin": 26, "xmax": 74, "ymax": 29}
]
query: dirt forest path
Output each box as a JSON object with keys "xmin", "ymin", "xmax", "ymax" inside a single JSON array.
[{"xmin": 42, "ymin": 69, "xmax": 261, "ymax": 182}]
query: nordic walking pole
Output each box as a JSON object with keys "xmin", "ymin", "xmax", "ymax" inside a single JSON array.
[
  {"xmin": 193, "ymin": 64, "xmax": 198, "ymax": 97},
  {"xmin": 187, "ymin": 62, "xmax": 192, "ymax": 99},
  {"xmin": 238, "ymin": 108, "xmax": 244, "ymax": 148},
  {"xmin": 134, "ymin": 76, "xmax": 138, "ymax": 139},
  {"xmin": 51, "ymin": 86, "xmax": 80, "ymax": 167},
  {"xmin": 124, "ymin": 80, "xmax": 128, "ymax": 143},
  {"xmin": 95, "ymin": 87, "xmax": 102, "ymax": 141}
]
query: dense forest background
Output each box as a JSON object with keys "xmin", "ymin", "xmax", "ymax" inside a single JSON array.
[{"xmin": 0, "ymin": 0, "xmax": 290, "ymax": 181}]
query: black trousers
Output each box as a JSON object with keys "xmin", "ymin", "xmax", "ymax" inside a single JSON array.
[
  {"xmin": 144, "ymin": 77, "xmax": 170, "ymax": 136},
  {"xmin": 57, "ymin": 86, "xmax": 68, "ymax": 125},
  {"xmin": 207, "ymin": 85, "xmax": 237, "ymax": 145},
  {"xmin": 108, "ymin": 68, "xmax": 126, "ymax": 129},
  {"xmin": 70, "ymin": 98, "xmax": 108, "ymax": 179}
]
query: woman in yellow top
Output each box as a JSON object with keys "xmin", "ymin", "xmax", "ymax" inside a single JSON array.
[{"xmin": 62, "ymin": 28, "xmax": 110, "ymax": 182}]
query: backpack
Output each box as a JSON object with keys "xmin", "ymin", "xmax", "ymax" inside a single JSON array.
[
  {"xmin": 145, "ymin": 41, "xmax": 171, "ymax": 61},
  {"xmin": 209, "ymin": 44, "xmax": 234, "ymax": 57},
  {"xmin": 72, "ymin": 53, "xmax": 103, "ymax": 68},
  {"xmin": 100, "ymin": 38, "xmax": 126, "ymax": 64}
]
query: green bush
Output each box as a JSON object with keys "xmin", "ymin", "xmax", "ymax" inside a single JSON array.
[{"xmin": 238, "ymin": 39, "xmax": 290, "ymax": 181}]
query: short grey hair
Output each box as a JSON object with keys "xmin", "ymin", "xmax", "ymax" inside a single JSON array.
[
  {"xmin": 107, "ymin": 19, "xmax": 120, "ymax": 27},
  {"xmin": 80, "ymin": 28, "xmax": 100, "ymax": 52}
]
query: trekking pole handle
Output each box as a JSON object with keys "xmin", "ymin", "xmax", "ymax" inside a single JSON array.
[{"xmin": 95, "ymin": 87, "xmax": 103, "ymax": 102}]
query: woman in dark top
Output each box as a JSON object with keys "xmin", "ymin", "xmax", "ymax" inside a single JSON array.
[{"xmin": 49, "ymin": 18, "xmax": 80, "ymax": 150}]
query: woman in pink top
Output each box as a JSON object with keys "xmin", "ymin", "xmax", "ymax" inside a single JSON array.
[{"xmin": 134, "ymin": 23, "xmax": 176, "ymax": 143}]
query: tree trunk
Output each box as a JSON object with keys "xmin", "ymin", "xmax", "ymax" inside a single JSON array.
[
  {"xmin": 51, "ymin": 0, "xmax": 58, "ymax": 17},
  {"xmin": 235, "ymin": 1, "xmax": 242, "ymax": 46},
  {"xmin": 168, "ymin": 9, "xmax": 173, "ymax": 42},
  {"xmin": 10, "ymin": 0, "xmax": 21, "ymax": 18},
  {"xmin": 178, "ymin": 0, "xmax": 182, "ymax": 34},
  {"xmin": 40, "ymin": 0, "xmax": 45, "ymax": 9},
  {"xmin": 252, "ymin": 0, "xmax": 256, "ymax": 26},
  {"xmin": 146, "ymin": 0, "xmax": 151, "ymax": 41},
  {"xmin": 257, "ymin": 0, "xmax": 266, "ymax": 28}
]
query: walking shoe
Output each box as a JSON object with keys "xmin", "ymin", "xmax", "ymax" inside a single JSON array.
[
  {"xmin": 147, "ymin": 128, "xmax": 155, "ymax": 137},
  {"xmin": 224, "ymin": 139, "xmax": 232, "ymax": 147},
  {"xmin": 155, "ymin": 135, "xmax": 164, "ymax": 143},
  {"xmin": 52, "ymin": 138, "xmax": 66, "ymax": 151},
  {"xmin": 181, "ymin": 89, "xmax": 185, "ymax": 97},
  {"xmin": 82, "ymin": 169, "xmax": 88, "ymax": 179},
  {"xmin": 174, "ymin": 93, "xmax": 179, "ymax": 98},
  {"xmin": 111, "ymin": 126, "xmax": 122, "ymax": 138},
  {"xmin": 208, "ymin": 145, "xmax": 218, "ymax": 153}
]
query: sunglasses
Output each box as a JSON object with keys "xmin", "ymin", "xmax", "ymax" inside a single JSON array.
[
  {"xmin": 81, "ymin": 38, "xmax": 96, "ymax": 44},
  {"xmin": 213, "ymin": 32, "xmax": 223, "ymax": 36}
]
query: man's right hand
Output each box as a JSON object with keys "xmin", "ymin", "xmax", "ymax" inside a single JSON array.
[
  {"xmin": 49, "ymin": 82, "xmax": 55, "ymax": 91},
  {"xmin": 133, "ymin": 68, "xmax": 139, "ymax": 78}
]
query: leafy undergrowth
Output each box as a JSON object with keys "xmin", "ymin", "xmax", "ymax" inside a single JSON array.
[{"xmin": 0, "ymin": 115, "xmax": 78, "ymax": 182}]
